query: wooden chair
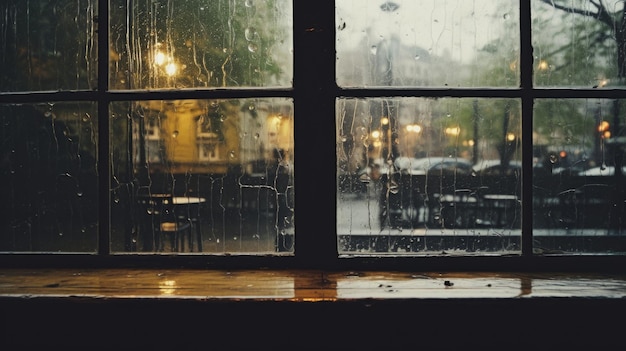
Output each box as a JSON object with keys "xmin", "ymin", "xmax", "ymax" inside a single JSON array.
[{"xmin": 136, "ymin": 193, "xmax": 192, "ymax": 252}]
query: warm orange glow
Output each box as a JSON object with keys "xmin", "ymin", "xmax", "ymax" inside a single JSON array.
[
  {"xmin": 537, "ymin": 60, "xmax": 549, "ymax": 71},
  {"xmin": 405, "ymin": 124, "xmax": 422, "ymax": 133},
  {"xmin": 598, "ymin": 120, "xmax": 610, "ymax": 132}
]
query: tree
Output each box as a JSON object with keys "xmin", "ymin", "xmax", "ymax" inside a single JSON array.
[{"xmin": 538, "ymin": 0, "xmax": 625, "ymax": 80}]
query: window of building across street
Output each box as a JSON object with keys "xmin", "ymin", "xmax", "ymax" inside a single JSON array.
[{"xmin": 0, "ymin": 0, "xmax": 625, "ymax": 270}]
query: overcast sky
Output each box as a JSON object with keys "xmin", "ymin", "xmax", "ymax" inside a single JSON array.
[{"xmin": 336, "ymin": 0, "xmax": 516, "ymax": 63}]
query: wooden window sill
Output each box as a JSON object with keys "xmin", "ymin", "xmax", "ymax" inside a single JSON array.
[{"xmin": 1, "ymin": 268, "xmax": 625, "ymax": 300}]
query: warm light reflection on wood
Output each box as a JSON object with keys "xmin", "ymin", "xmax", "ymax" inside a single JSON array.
[{"xmin": 2, "ymin": 270, "xmax": 626, "ymax": 300}]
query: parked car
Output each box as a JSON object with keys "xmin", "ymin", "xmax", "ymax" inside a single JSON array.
[
  {"xmin": 473, "ymin": 159, "xmax": 522, "ymax": 176},
  {"xmin": 578, "ymin": 165, "xmax": 626, "ymax": 176},
  {"xmin": 385, "ymin": 156, "xmax": 474, "ymax": 176}
]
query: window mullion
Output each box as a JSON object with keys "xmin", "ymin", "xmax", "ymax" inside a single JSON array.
[
  {"xmin": 293, "ymin": 1, "xmax": 338, "ymax": 266},
  {"xmin": 520, "ymin": 0, "xmax": 534, "ymax": 256},
  {"xmin": 98, "ymin": 0, "xmax": 111, "ymax": 255}
]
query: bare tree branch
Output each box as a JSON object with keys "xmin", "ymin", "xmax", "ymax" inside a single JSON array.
[{"xmin": 539, "ymin": 0, "xmax": 615, "ymax": 28}]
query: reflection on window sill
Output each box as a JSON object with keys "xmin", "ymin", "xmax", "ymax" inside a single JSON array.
[{"xmin": 1, "ymin": 269, "xmax": 625, "ymax": 300}]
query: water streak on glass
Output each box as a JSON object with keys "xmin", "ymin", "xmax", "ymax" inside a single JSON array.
[
  {"xmin": 109, "ymin": 0, "xmax": 293, "ymax": 90},
  {"xmin": 336, "ymin": 0, "xmax": 519, "ymax": 88},
  {"xmin": 533, "ymin": 98, "xmax": 626, "ymax": 253},
  {"xmin": 337, "ymin": 97, "xmax": 522, "ymax": 255},
  {"xmin": 0, "ymin": 103, "xmax": 99, "ymax": 252},
  {"xmin": 0, "ymin": 0, "xmax": 97, "ymax": 92},
  {"xmin": 532, "ymin": 0, "xmax": 624, "ymax": 88},
  {"xmin": 110, "ymin": 98, "xmax": 294, "ymax": 254}
]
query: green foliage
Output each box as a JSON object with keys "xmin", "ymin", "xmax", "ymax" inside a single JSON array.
[{"xmin": 110, "ymin": 0, "xmax": 287, "ymax": 89}]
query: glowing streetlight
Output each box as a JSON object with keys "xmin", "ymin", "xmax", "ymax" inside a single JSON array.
[
  {"xmin": 405, "ymin": 124, "xmax": 422, "ymax": 133},
  {"xmin": 165, "ymin": 62, "xmax": 178, "ymax": 76},
  {"xmin": 445, "ymin": 126, "xmax": 461, "ymax": 136}
]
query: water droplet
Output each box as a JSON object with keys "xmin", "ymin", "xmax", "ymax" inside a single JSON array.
[
  {"xmin": 359, "ymin": 174, "xmax": 371, "ymax": 184},
  {"xmin": 233, "ymin": 236, "xmax": 238, "ymax": 241},
  {"xmin": 58, "ymin": 232, "xmax": 63, "ymax": 237},
  {"xmin": 244, "ymin": 0, "xmax": 254, "ymax": 7},
  {"xmin": 340, "ymin": 135, "xmax": 348, "ymax": 142},
  {"xmin": 370, "ymin": 45, "xmax": 378, "ymax": 55},
  {"xmin": 76, "ymin": 191, "xmax": 83, "ymax": 197},
  {"xmin": 248, "ymin": 104, "xmax": 255, "ymax": 111},
  {"xmin": 245, "ymin": 27, "xmax": 258, "ymax": 41},
  {"xmin": 248, "ymin": 43, "xmax": 258, "ymax": 53},
  {"xmin": 503, "ymin": 13, "xmax": 510, "ymax": 20},
  {"xmin": 254, "ymin": 133, "xmax": 260, "ymax": 140},
  {"xmin": 414, "ymin": 55, "xmax": 421, "ymax": 60},
  {"xmin": 549, "ymin": 154, "xmax": 557, "ymax": 164},
  {"xmin": 82, "ymin": 113, "xmax": 91, "ymax": 122},
  {"xmin": 229, "ymin": 150, "xmax": 236, "ymax": 159},
  {"xmin": 389, "ymin": 182, "xmax": 399, "ymax": 194},
  {"xmin": 172, "ymin": 130, "xmax": 179, "ymax": 138}
]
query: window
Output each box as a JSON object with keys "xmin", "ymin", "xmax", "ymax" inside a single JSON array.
[{"xmin": 0, "ymin": 0, "xmax": 625, "ymax": 271}]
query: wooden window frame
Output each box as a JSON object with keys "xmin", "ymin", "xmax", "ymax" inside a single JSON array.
[{"xmin": 0, "ymin": 0, "xmax": 625, "ymax": 273}]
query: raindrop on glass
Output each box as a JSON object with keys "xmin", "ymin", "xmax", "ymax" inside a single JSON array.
[
  {"xmin": 503, "ymin": 13, "xmax": 510, "ymax": 20},
  {"xmin": 549, "ymin": 154, "xmax": 557, "ymax": 164},
  {"xmin": 359, "ymin": 173, "xmax": 371, "ymax": 184},
  {"xmin": 370, "ymin": 46, "xmax": 378, "ymax": 55},
  {"xmin": 254, "ymin": 133, "xmax": 260, "ymax": 140},
  {"xmin": 245, "ymin": 27, "xmax": 258, "ymax": 41},
  {"xmin": 172, "ymin": 130, "xmax": 179, "ymax": 138},
  {"xmin": 389, "ymin": 182, "xmax": 399, "ymax": 194},
  {"xmin": 244, "ymin": 0, "xmax": 254, "ymax": 7},
  {"xmin": 229, "ymin": 150, "xmax": 236, "ymax": 159},
  {"xmin": 248, "ymin": 43, "xmax": 258, "ymax": 53}
]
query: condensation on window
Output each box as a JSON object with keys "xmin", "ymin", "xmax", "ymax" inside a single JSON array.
[
  {"xmin": 533, "ymin": 98, "xmax": 626, "ymax": 254},
  {"xmin": 532, "ymin": 0, "xmax": 623, "ymax": 88},
  {"xmin": 336, "ymin": 0, "xmax": 519, "ymax": 88},
  {"xmin": 110, "ymin": 98, "xmax": 294, "ymax": 254},
  {"xmin": 0, "ymin": 0, "xmax": 97, "ymax": 92},
  {"xmin": 0, "ymin": 103, "xmax": 99, "ymax": 253},
  {"xmin": 337, "ymin": 97, "xmax": 522, "ymax": 255},
  {"xmin": 109, "ymin": 0, "xmax": 293, "ymax": 90}
]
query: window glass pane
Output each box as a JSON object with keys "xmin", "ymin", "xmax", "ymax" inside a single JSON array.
[
  {"xmin": 336, "ymin": 0, "xmax": 519, "ymax": 88},
  {"xmin": 533, "ymin": 98, "xmax": 626, "ymax": 253},
  {"xmin": 532, "ymin": 0, "xmax": 623, "ymax": 88},
  {"xmin": 110, "ymin": 0, "xmax": 293, "ymax": 90},
  {"xmin": 0, "ymin": 103, "xmax": 99, "ymax": 252},
  {"xmin": 0, "ymin": 0, "xmax": 97, "ymax": 92},
  {"xmin": 337, "ymin": 97, "xmax": 521, "ymax": 255},
  {"xmin": 110, "ymin": 98, "xmax": 294, "ymax": 254}
]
